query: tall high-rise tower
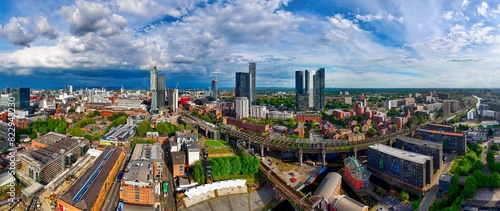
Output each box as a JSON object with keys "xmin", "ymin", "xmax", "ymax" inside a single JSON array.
[
  {"xmin": 249, "ymin": 62, "xmax": 256, "ymax": 105},
  {"xmin": 12, "ymin": 87, "xmax": 30, "ymax": 109},
  {"xmin": 150, "ymin": 66, "xmax": 158, "ymax": 114},
  {"xmin": 235, "ymin": 72, "xmax": 250, "ymax": 99},
  {"xmin": 168, "ymin": 88, "xmax": 178, "ymax": 112},
  {"xmin": 305, "ymin": 70, "xmax": 313, "ymax": 109},
  {"xmin": 212, "ymin": 80, "xmax": 218, "ymax": 100},
  {"xmin": 157, "ymin": 74, "xmax": 166, "ymax": 108},
  {"xmin": 313, "ymin": 68, "xmax": 326, "ymax": 111},
  {"xmin": 295, "ymin": 71, "xmax": 309, "ymax": 111}
]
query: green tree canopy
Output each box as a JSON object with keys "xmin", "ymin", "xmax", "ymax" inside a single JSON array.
[{"xmin": 137, "ymin": 120, "xmax": 153, "ymax": 136}]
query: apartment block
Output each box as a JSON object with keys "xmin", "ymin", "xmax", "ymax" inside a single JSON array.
[
  {"xmin": 415, "ymin": 128, "xmax": 466, "ymax": 154},
  {"xmin": 367, "ymin": 144, "xmax": 433, "ymax": 193},
  {"xmin": 395, "ymin": 136, "xmax": 443, "ymax": 170}
]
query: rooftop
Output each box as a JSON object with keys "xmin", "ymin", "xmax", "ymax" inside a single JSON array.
[
  {"xmin": 396, "ymin": 136, "xmax": 443, "ymax": 149},
  {"xmin": 313, "ymin": 172, "xmax": 342, "ymax": 202},
  {"xmin": 171, "ymin": 151, "xmax": 185, "ymax": 165},
  {"xmin": 369, "ymin": 144, "xmax": 432, "ymax": 164},
  {"xmin": 331, "ymin": 195, "xmax": 368, "ymax": 211},
  {"xmin": 59, "ymin": 146, "xmax": 122, "ymax": 210},
  {"xmin": 123, "ymin": 160, "xmax": 153, "ymax": 184},
  {"xmin": 130, "ymin": 144, "xmax": 162, "ymax": 162},
  {"xmin": 343, "ymin": 157, "xmax": 371, "ymax": 181},
  {"xmin": 428, "ymin": 123, "xmax": 454, "ymax": 128},
  {"xmin": 416, "ymin": 128, "xmax": 465, "ymax": 137}
]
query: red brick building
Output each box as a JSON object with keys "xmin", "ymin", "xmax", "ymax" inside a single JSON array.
[{"xmin": 295, "ymin": 113, "xmax": 322, "ymax": 123}]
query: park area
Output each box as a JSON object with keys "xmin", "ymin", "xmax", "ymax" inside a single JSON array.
[{"xmin": 205, "ymin": 139, "xmax": 230, "ymax": 147}]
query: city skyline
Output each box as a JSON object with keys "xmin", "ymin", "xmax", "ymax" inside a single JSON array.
[{"xmin": 1, "ymin": 0, "xmax": 500, "ymax": 88}]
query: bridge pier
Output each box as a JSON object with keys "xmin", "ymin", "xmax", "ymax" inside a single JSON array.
[
  {"xmin": 299, "ymin": 150, "xmax": 303, "ymax": 166},
  {"xmin": 261, "ymin": 143, "xmax": 264, "ymax": 157},
  {"xmin": 322, "ymin": 149, "xmax": 326, "ymax": 166}
]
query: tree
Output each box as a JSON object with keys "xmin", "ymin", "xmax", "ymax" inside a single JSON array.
[
  {"xmin": 367, "ymin": 127, "xmax": 377, "ymax": 136},
  {"xmin": 464, "ymin": 176, "xmax": 477, "ymax": 199},
  {"xmin": 156, "ymin": 122, "xmax": 170, "ymax": 135},
  {"xmin": 472, "ymin": 170, "xmax": 487, "ymax": 187},
  {"xmin": 447, "ymin": 174, "xmax": 459, "ymax": 198},
  {"xmin": 489, "ymin": 172, "xmax": 500, "ymax": 187},
  {"xmin": 210, "ymin": 158, "xmax": 221, "ymax": 176},
  {"xmin": 310, "ymin": 119, "xmax": 317, "ymax": 128},
  {"xmin": 240, "ymin": 152, "xmax": 251, "ymax": 174},
  {"xmin": 68, "ymin": 108, "xmax": 75, "ymax": 113},
  {"xmin": 92, "ymin": 133, "xmax": 101, "ymax": 140},
  {"xmin": 491, "ymin": 143, "xmax": 500, "ymax": 151},
  {"xmin": 221, "ymin": 157, "xmax": 232, "ymax": 176},
  {"xmin": 393, "ymin": 124, "xmax": 399, "ymax": 131},
  {"xmin": 488, "ymin": 128, "xmax": 494, "ymax": 137},
  {"xmin": 193, "ymin": 161, "xmax": 206, "ymax": 184},
  {"xmin": 472, "ymin": 160, "xmax": 484, "ymax": 174},
  {"xmin": 229, "ymin": 156, "xmax": 242, "ymax": 174},
  {"xmin": 399, "ymin": 190, "xmax": 409, "ymax": 201},
  {"xmin": 137, "ymin": 120, "xmax": 153, "ymax": 136}
]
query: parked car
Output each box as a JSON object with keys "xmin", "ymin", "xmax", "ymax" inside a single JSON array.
[{"xmin": 290, "ymin": 178, "xmax": 297, "ymax": 183}]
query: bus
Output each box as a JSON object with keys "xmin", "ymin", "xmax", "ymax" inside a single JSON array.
[{"xmin": 162, "ymin": 182, "xmax": 168, "ymax": 197}]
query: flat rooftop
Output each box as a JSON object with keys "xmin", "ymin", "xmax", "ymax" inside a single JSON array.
[
  {"xmin": 416, "ymin": 128, "xmax": 465, "ymax": 137},
  {"xmin": 130, "ymin": 144, "xmax": 162, "ymax": 161},
  {"xmin": 396, "ymin": 136, "xmax": 442, "ymax": 149},
  {"xmin": 369, "ymin": 144, "xmax": 432, "ymax": 164}
]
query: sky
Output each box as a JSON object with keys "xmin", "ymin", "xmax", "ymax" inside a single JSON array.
[{"xmin": 1, "ymin": 0, "xmax": 500, "ymax": 89}]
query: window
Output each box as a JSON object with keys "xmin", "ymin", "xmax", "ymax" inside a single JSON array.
[{"xmin": 135, "ymin": 187, "xmax": 140, "ymax": 201}]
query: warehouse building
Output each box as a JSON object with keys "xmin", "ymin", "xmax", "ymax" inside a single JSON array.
[
  {"xmin": 395, "ymin": 136, "xmax": 443, "ymax": 170},
  {"xmin": 415, "ymin": 128, "xmax": 466, "ymax": 154},
  {"xmin": 120, "ymin": 144, "xmax": 164, "ymax": 205},
  {"xmin": 367, "ymin": 144, "xmax": 433, "ymax": 193},
  {"xmin": 16, "ymin": 132, "xmax": 90, "ymax": 185},
  {"xmin": 58, "ymin": 146, "xmax": 124, "ymax": 211},
  {"xmin": 99, "ymin": 124, "xmax": 136, "ymax": 146}
]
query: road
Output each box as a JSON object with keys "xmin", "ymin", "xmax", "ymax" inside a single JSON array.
[
  {"xmin": 480, "ymin": 139, "xmax": 492, "ymax": 175},
  {"xmin": 418, "ymin": 160, "xmax": 454, "ymax": 211}
]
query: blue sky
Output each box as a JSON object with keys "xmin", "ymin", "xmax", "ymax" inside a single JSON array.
[{"xmin": 1, "ymin": 0, "xmax": 500, "ymax": 89}]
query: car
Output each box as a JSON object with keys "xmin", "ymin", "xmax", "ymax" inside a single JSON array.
[{"xmin": 290, "ymin": 178, "xmax": 297, "ymax": 183}]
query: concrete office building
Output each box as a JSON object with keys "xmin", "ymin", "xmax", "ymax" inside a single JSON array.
[
  {"xmin": 16, "ymin": 133, "xmax": 90, "ymax": 185},
  {"xmin": 150, "ymin": 66, "xmax": 158, "ymax": 114},
  {"xmin": 313, "ymin": 68, "xmax": 325, "ymax": 111},
  {"xmin": 250, "ymin": 105, "xmax": 267, "ymax": 119},
  {"xmin": 395, "ymin": 136, "xmax": 443, "ymax": 170},
  {"xmin": 235, "ymin": 97, "xmax": 249, "ymax": 118},
  {"xmin": 157, "ymin": 74, "xmax": 166, "ymax": 108},
  {"xmin": 367, "ymin": 144, "xmax": 433, "ymax": 193},
  {"xmin": 212, "ymin": 80, "xmax": 218, "ymax": 100},
  {"xmin": 168, "ymin": 88, "xmax": 179, "ymax": 112},
  {"xmin": 11, "ymin": 87, "xmax": 30, "ymax": 109},
  {"xmin": 415, "ymin": 128, "xmax": 466, "ymax": 154},
  {"xmin": 249, "ymin": 62, "xmax": 256, "ymax": 106}
]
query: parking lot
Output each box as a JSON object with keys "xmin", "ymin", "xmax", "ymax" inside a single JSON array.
[{"xmin": 378, "ymin": 195, "xmax": 413, "ymax": 211}]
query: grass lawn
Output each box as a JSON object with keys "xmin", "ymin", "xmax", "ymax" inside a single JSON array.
[
  {"xmin": 205, "ymin": 139, "xmax": 230, "ymax": 146},
  {"xmin": 213, "ymin": 173, "xmax": 261, "ymax": 184},
  {"xmin": 206, "ymin": 147, "xmax": 232, "ymax": 154}
]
